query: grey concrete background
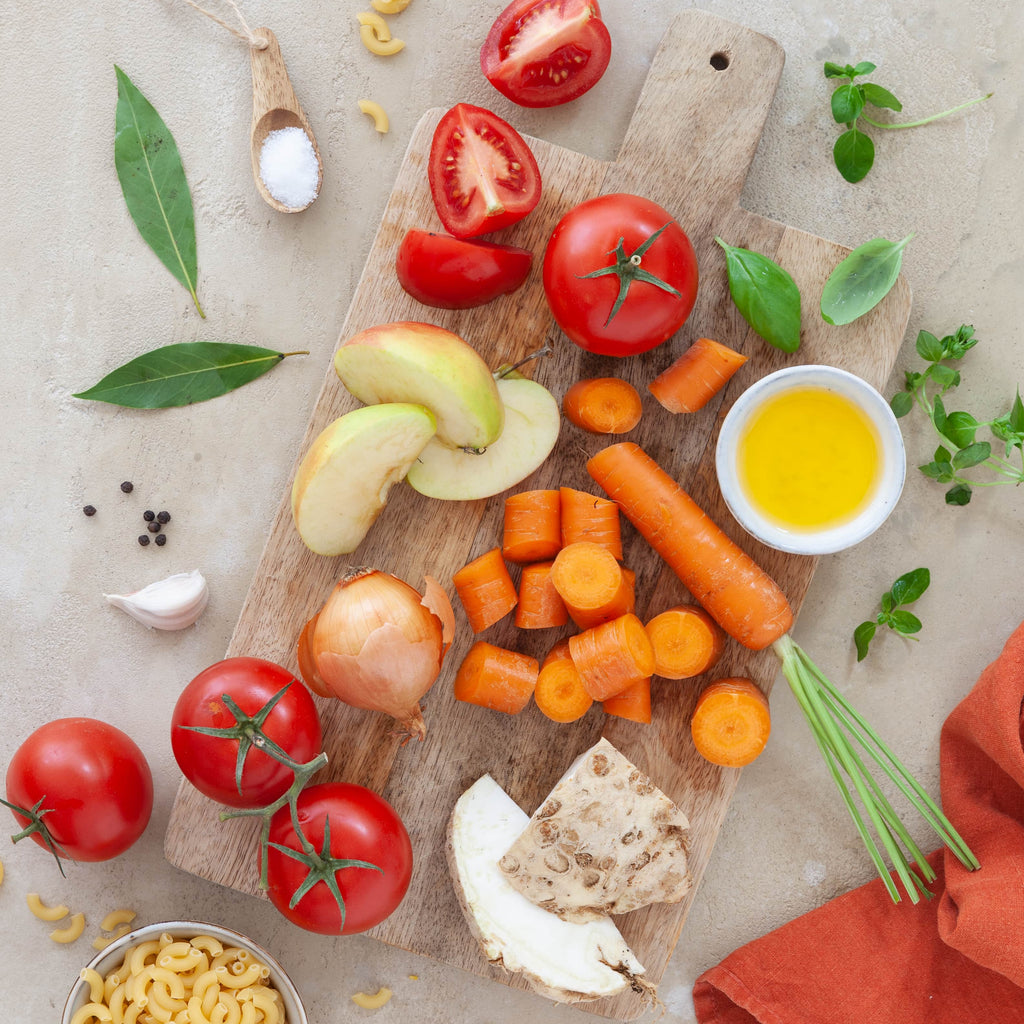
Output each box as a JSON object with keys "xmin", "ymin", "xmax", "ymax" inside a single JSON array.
[{"xmin": 1, "ymin": 0, "xmax": 1020, "ymax": 1020}]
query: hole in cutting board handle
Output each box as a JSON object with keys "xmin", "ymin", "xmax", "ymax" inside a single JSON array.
[{"xmin": 710, "ymin": 51, "xmax": 730, "ymax": 70}]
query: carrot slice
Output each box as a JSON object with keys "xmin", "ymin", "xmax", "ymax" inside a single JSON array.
[
  {"xmin": 568, "ymin": 612, "xmax": 655, "ymax": 701},
  {"xmin": 648, "ymin": 337, "xmax": 749, "ymax": 414},
  {"xmin": 645, "ymin": 604, "xmax": 725, "ymax": 679},
  {"xmin": 602, "ymin": 677, "xmax": 652, "ymax": 724},
  {"xmin": 534, "ymin": 639, "xmax": 593, "ymax": 723},
  {"xmin": 562, "ymin": 377, "xmax": 643, "ymax": 434},
  {"xmin": 453, "ymin": 641, "xmax": 539, "ymax": 715},
  {"xmin": 514, "ymin": 560, "xmax": 569, "ymax": 629},
  {"xmin": 549, "ymin": 541, "xmax": 633, "ymax": 629},
  {"xmin": 502, "ymin": 489, "xmax": 561, "ymax": 564},
  {"xmin": 690, "ymin": 677, "xmax": 771, "ymax": 767},
  {"xmin": 587, "ymin": 442, "xmax": 793, "ymax": 651},
  {"xmin": 559, "ymin": 487, "xmax": 623, "ymax": 559},
  {"xmin": 453, "ymin": 547, "xmax": 518, "ymax": 633}
]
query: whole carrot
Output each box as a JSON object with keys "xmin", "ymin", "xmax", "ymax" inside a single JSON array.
[{"xmin": 587, "ymin": 442, "xmax": 793, "ymax": 651}]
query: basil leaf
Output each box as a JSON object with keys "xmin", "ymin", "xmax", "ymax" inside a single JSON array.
[
  {"xmin": 833, "ymin": 128, "xmax": 875, "ymax": 182},
  {"xmin": 73, "ymin": 342, "xmax": 302, "ymax": 408},
  {"xmin": 951, "ymin": 441, "xmax": 991, "ymax": 469},
  {"xmin": 852, "ymin": 60, "xmax": 877, "ymax": 76},
  {"xmin": 918, "ymin": 461, "xmax": 953, "ymax": 482},
  {"xmin": 831, "ymin": 83, "xmax": 865, "ymax": 123},
  {"xmin": 1009, "ymin": 389, "xmax": 1024, "ymax": 433},
  {"xmin": 932, "ymin": 393, "xmax": 948, "ymax": 435},
  {"xmin": 824, "ymin": 62, "xmax": 849, "ymax": 79},
  {"xmin": 854, "ymin": 621, "xmax": 876, "ymax": 661},
  {"xmin": 890, "ymin": 567, "xmax": 930, "ymax": 606},
  {"xmin": 114, "ymin": 66, "xmax": 203, "ymax": 317},
  {"xmin": 715, "ymin": 238, "xmax": 802, "ymax": 353},
  {"xmin": 915, "ymin": 329, "xmax": 944, "ymax": 362},
  {"xmin": 890, "ymin": 391, "xmax": 914, "ymax": 418},
  {"xmin": 942, "ymin": 410, "xmax": 979, "ymax": 448},
  {"xmin": 888, "ymin": 610, "xmax": 923, "ymax": 635},
  {"xmin": 861, "ymin": 82, "xmax": 902, "ymax": 112},
  {"xmin": 945, "ymin": 483, "xmax": 973, "ymax": 505},
  {"xmin": 820, "ymin": 234, "xmax": 912, "ymax": 326}
]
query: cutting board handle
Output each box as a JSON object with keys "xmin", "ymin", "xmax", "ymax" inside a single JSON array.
[{"xmin": 603, "ymin": 10, "xmax": 785, "ymax": 228}]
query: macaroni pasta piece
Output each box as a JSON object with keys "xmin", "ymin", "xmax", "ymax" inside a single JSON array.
[
  {"xmin": 351, "ymin": 986, "xmax": 393, "ymax": 1009},
  {"xmin": 0, "ymin": 856, "xmax": 5, "ymax": 887},
  {"xmin": 26, "ymin": 891, "xmax": 70, "ymax": 920},
  {"xmin": 93, "ymin": 924, "xmax": 132, "ymax": 952},
  {"xmin": 100, "ymin": 909, "xmax": 137, "ymax": 932},
  {"xmin": 371, "ymin": 0, "xmax": 411, "ymax": 12},
  {"xmin": 357, "ymin": 11, "xmax": 405, "ymax": 55},
  {"xmin": 51, "ymin": 912, "xmax": 86, "ymax": 943},
  {"xmin": 358, "ymin": 99, "xmax": 390, "ymax": 133},
  {"xmin": 69, "ymin": 1002, "xmax": 113, "ymax": 1024}
]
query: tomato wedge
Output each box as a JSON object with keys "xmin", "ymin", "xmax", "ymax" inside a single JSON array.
[
  {"xmin": 396, "ymin": 230, "xmax": 533, "ymax": 309},
  {"xmin": 481, "ymin": 0, "xmax": 612, "ymax": 108},
  {"xmin": 427, "ymin": 103, "xmax": 542, "ymax": 239}
]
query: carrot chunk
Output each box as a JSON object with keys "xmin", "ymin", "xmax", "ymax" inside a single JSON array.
[
  {"xmin": 648, "ymin": 337, "xmax": 748, "ymax": 414},
  {"xmin": 568, "ymin": 612, "xmax": 655, "ymax": 701},
  {"xmin": 563, "ymin": 377, "xmax": 644, "ymax": 434},
  {"xmin": 534, "ymin": 639, "xmax": 593, "ymax": 723},
  {"xmin": 453, "ymin": 547, "xmax": 518, "ymax": 633},
  {"xmin": 502, "ymin": 489, "xmax": 561, "ymax": 564},
  {"xmin": 549, "ymin": 541, "xmax": 633, "ymax": 629},
  {"xmin": 587, "ymin": 442, "xmax": 793, "ymax": 651},
  {"xmin": 514, "ymin": 560, "xmax": 569, "ymax": 629},
  {"xmin": 645, "ymin": 604, "xmax": 725, "ymax": 679},
  {"xmin": 602, "ymin": 677, "xmax": 652, "ymax": 724},
  {"xmin": 690, "ymin": 677, "xmax": 771, "ymax": 767},
  {"xmin": 559, "ymin": 487, "xmax": 623, "ymax": 560},
  {"xmin": 453, "ymin": 641, "xmax": 539, "ymax": 715}
]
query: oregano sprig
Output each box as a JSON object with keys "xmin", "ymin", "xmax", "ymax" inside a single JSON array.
[
  {"xmin": 854, "ymin": 568, "xmax": 931, "ymax": 661},
  {"xmin": 891, "ymin": 325, "xmax": 1024, "ymax": 505},
  {"xmin": 824, "ymin": 61, "xmax": 992, "ymax": 183}
]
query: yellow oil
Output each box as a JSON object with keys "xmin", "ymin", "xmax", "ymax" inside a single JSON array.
[{"xmin": 737, "ymin": 386, "xmax": 881, "ymax": 531}]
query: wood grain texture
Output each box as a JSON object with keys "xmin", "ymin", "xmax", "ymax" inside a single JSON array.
[{"xmin": 166, "ymin": 10, "xmax": 912, "ymax": 1020}]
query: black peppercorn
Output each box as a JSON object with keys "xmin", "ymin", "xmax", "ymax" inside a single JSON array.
[
  {"xmin": 83, "ymin": 505, "xmax": 97, "ymax": 517},
  {"xmin": 120, "ymin": 481, "xmax": 134, "ymax": 493},
  {"xmin": 143, "ymin": 510, "xmax": 156, "ymax": 522},
  {"xmin": 138, "ymin": 534, "xmax": 150, "ymax": 546},
  {"xmin": 147, "ymin": 521, "xmax": 161, "ymax": 534},
  {"xmin": 155, "ymin": 534, "xmax": 167, "ymax": 546},
  {"xmin": 156, "ymin": 511, "xmax": 171, "ymax": 524}
]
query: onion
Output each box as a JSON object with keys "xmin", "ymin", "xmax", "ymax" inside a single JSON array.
[{"xmin": 299, "ymin": 567, "xmax": 455, "ymax": 741}]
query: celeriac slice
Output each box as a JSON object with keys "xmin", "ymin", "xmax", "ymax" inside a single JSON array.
[{"xmin": 447, "ymin": 774, "xmax": 649, "ymax": 1004}]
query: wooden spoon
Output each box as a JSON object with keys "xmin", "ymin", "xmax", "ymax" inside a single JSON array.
[{"xmin": 249, "ymin": 27, "xmax": 323, "ymax": 213}]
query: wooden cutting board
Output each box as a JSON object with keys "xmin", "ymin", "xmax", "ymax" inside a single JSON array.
[{"xmin": 166, "ymin": 10, "xmax": 911, "ymax": 1020}]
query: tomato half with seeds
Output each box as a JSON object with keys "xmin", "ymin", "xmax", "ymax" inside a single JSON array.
[
  {"xmin": 542, "ymin": 192, "xmax": 699, "ymax": 356},
  {"xmin": 266, "ymin": 782, "xmax": 413, "ymax": 935},
  {"xmin": 4, "ymin": 718, "xmax": 153, "ymax": 864},
  {"xmin": 396, "ymin": 229, "xmax": 533, "ymax": 309},
  {"xmin": 171, "ymin": 657, "xmax": 323, "ymax": 809},
  {"xmin": 481, "ymin": 0, "xmax": 612, "ymax": 108},
  {"xmin": 427, "ymin": 103, "xmax": 542, "ymax": 239}
]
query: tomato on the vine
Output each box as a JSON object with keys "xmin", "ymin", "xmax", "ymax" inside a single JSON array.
[
  {"xmin": 542, "ymin": 193, "xmax": 699, "ymax": 356},
  {"xmin": 396, "ymin": 230, "xmax": 533, "ymax": 309},
  {"xmin": 3, "ymin": 718, "xmax": 153, "ymax": 864},
  {"xmin": 481, "ymin": 0, "xmax": 612, "ymax": 108},
  {"xmin": 266, "ymin": 782, "xmax": 413, "ymax": 935},
  {"xmin": 428, "ymin": 103, "xmax": 541, "ymax": 239},
  {"xmin": 171, "ymin": 657, "xmax": 323, "ymax": 809}
]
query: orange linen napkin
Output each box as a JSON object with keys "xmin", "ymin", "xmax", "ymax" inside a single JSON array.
[{"xmin": 692, "ymin": 619, "xmax": 1024, "ymax": 1024}]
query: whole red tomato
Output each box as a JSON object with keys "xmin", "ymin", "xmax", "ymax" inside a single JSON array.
[
  {"xmin": 543, "ymin": 193, "xmax": 699, "ymax": 356},
  {"xmin": 428, "ymin": 103, "xmax": 542, "ymax": 239},
  {"xmin": 4, "ymin": 718, "xmax": 153, "ymax": 863},
  {"xmin": 481, "ymin": 0, "xmax": 612, "ymax": 108},
  {"xmin": 396, "ymin": 230, "xmax": 533, "ymax": 309},
  {"xmin": 266, "ymin": 782, "xmax": 413, "ymax": 935},
  {"xmin": 171, "ymin": 657, "xmax": 322, "ymax": 809}
]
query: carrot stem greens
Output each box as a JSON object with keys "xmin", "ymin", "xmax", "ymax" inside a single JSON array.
[{"xmin": 773, "ymin": 634, "xmax": 979, "ymax": 903}]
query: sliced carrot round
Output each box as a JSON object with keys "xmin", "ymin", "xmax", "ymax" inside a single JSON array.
[
  {"xmin": 645, "ymin": 604, "xmax": 724, "ymax": 679},
  {"xmin": 690, "ymin": 677, "xmax": 771, "ymax": 767}
]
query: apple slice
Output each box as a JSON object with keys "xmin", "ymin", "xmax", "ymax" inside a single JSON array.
[
  {"xmin": 334, "ymin": 321, "xmax": 503, "ymax": 451},
  {"xmin": 406, "ymin": 376, "xmax": 560, "ymax": 500},
  {"xmin": 291, "ymin": 403, "xmax": 437, "ymax": 556}
]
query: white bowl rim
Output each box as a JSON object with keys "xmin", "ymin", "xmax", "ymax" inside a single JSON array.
[
  {"xmin": 715, "ymin": 363, "xmax": 907, "ymax": 555},
  {"xmin": 61, "ymin": 919, "xmax": 308, "ymax": 1024}
]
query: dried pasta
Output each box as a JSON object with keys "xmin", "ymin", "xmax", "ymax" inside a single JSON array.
[
  {"xmin": 357, "ymin": 11, "xmax": 405, "ymax": 55},
  {"xmin": 351, "ymin": 986, "xmax": 393, "ymax": 1009},
  {"xmin": 51, "ymin": 912, "xmax": 86, "ymax": 943},
  {"xmin": 26, "ymin": 891, "xmax": 70, "ymax": 921},
  {"xmin": 73, "ymin": 934, "xmax": 288, "ymax": 1024},
  {"xmin": 357, "ymin": 99, "xmax": 390, "ymax": 133},
  {"xmin": 371, "ymin": 0, "xmax": 411, "ymax": 12}
]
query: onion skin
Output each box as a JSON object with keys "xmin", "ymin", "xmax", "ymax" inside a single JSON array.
[{"xmin": 303, "ymin": 568, "xmax": 453, "ymax": 741}]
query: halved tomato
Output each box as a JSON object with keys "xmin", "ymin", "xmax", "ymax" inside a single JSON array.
[
  {"xmin": 427, "ymin": 103, "xmax": 542, "ymax": 239},
  {"xmin": 396, "ymin": 230, "xmax": 533, "ymax": 308},
  {"xmin": 481, "ymin": 0, "xmax": 612, "ymax": 108}
]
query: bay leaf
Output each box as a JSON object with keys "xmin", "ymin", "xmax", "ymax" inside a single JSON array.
[
  {"xmin": 73, "ymin": 342, "xmax": 305, "ymax": 408},
  {"xmin": 114, "ymin": 66, "xmax": 203, "ymax": 316}
]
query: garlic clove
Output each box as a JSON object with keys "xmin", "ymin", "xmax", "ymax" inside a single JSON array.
[{"xmin": 104, "ymin": 569, "xmax": 209, "ymax": 630}]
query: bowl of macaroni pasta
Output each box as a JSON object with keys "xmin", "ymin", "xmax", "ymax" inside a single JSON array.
[{"xmin": 61, "ymin": 919, "xmax": 308, "ymax": 1024}]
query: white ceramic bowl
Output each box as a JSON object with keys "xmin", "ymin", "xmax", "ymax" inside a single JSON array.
[
  {"xmin": 61, "ymin": 919, "xmax": 308, "ymax": 1024},
  {"xmin": 715, "ymin": 364, "xmax": 906, "ymax": 555}
]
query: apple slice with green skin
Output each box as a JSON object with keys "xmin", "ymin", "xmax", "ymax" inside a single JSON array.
[
  {"xmin": 406, "ymin": 376, "xmax": 560, "ymax": 500},
  {"xmin": 334, "ymin": 321, "xmax": 503, "ymax": 451},
  {"xmin": 292, "ymin": 403, "xmax": 437, "ymax": 556}
]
